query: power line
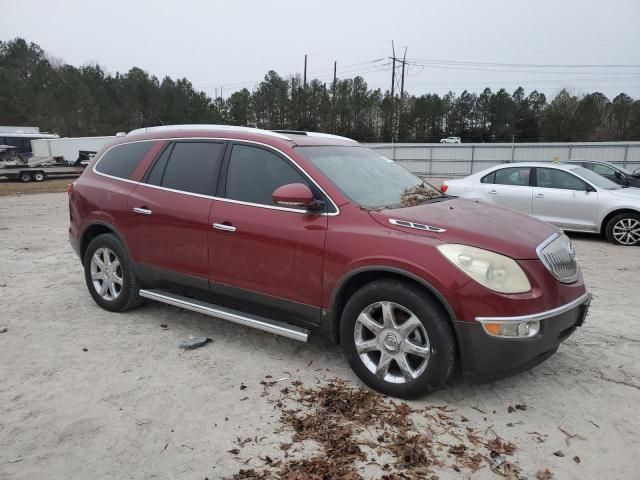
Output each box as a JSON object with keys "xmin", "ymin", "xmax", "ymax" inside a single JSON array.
[{"xmin": 407, "ymin": 58, "xmax": 640, "ymax": 69}]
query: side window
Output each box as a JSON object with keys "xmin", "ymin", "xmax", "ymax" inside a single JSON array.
[
  {"xmin": 494, "ymin": 167, "xmax": 531, "ymax": 186},
  {"xmin": 150, "ymin": 142, "xmax": 224, "ymax": 195},
  {"xmin": 590, "ymin": 163, "xmax": 616, "ymax": 176},
  {"xmin": 536, "ymin": 168, "xmax": 588, "ymax": 191},
  {"xmin": 225, "ymin": 144, "xmax": 309, "ymax": 207},
  {"xmin": 481, "ymin": 172, "xmax": 495, "ymax": 184},
  {"xmin": 95, "ymin": 141, "xmax": 154, "ymax": 179}
]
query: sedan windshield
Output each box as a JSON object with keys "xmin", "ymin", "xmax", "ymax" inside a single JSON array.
[
  {"xmin": 570, "ymin": 166, "xmax": 623, "ymax": 190},
  {"xmin": 296, "ymin": 146, "xmax": 445, "ymax": 208}
]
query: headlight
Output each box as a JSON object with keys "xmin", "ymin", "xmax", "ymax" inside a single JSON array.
[{"xmin": 437, "ymin": 244, "xmax": 531, "ymax": 294}]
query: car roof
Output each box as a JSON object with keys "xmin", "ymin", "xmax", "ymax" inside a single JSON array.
[
  {"xmin": 124, "ymin": 125, "xmax": 358, "ymax": 147},
  {"xmin": 480, "ymin": 162, "xmax": 582, "ymax": 172}
]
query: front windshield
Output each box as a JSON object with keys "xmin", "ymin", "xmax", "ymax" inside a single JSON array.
[
  {"xmin": 296, "ymin": 146, "xmax": 445, "ymax": 208},
  {"xmin": 571, "ymin": 166, "xmax": 623, "ymax": 190}
]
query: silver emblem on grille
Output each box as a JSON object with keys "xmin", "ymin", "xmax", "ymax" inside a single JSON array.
[{"xmin": 537, "ymin": 233, "xmax": 578, "ymax": 283}]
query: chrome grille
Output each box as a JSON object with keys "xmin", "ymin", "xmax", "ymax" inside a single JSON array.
[{"xmin": 537, "ymin": 234, "xmax": 578, "ymax": 283}]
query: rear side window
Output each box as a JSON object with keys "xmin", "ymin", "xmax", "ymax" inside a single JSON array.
[
  {"xmin": 225, "ymin": 144, "xmax": 308, "ymax": 206},
  {"xmin": 481, "ymin": 172, "xmax": 495, "ymax": 184},
  {"xmin": 95, "ymin": 141, "xmax": 154, "ymax": 179},
  {"xmin": 147, "ymin": 142, "xmax": 224, "ymax": 196},
  {"xmin": 494, "ymin": 167, "xmax": 531, "ymax": 186}
]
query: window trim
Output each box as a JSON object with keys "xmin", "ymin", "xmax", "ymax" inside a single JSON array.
[{"xmin": 92, "ymin": 137, "xmax": 340, "ymax": 216}]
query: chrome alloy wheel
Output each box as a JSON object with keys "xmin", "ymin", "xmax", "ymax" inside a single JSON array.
[
  {"xmin": 354, "ymin": 301, "xmax": 431, "ymax": 384},
  {"xmin": 90, "ymin": 247, "xmax": 123, "ymax": 301},
  {"xmin": 613, "ymin": 218, "xmax": 640, "ymax": 245}
]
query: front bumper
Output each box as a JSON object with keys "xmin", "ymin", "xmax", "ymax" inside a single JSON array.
[{"xmin": 455, "ymin": 292, "xmax": 591, "ymax": 382}]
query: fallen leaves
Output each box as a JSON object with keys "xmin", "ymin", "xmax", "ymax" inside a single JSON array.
[
  {"xmin": 225, "ymin": 378, "xmax": 558, "ymax": 480},
  {"xmin": 536, "ymin": 468, "xmax": 554, "ymax": 479}
]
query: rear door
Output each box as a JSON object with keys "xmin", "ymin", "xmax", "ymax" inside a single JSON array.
[
  {"xmin": 207, "ymin": 143, "xmax": 328, "ymax": 320},
  {"xmin": 532, "ymin": 167, "xmax": 599, "ymax": 231},
  {"xmin": 126, "ymin": 141, "xmax": 226, "ymax": 287},
  {"xmin": 480, "ymin": 167, "xmax": 533, "ymax": 214}
]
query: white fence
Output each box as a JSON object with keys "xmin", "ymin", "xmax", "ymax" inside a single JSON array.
[{"xmin": 367, "ymin": 142, "xmax": 640, "ymax": 177}]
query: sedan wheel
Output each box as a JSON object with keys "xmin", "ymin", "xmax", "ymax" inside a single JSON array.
[
  {"xmin": 606, "ymin": 213, "xmax": 640, "ymax": 246},
  {"xmin": 612, "ymin": 218, "xmax": 640, "ymax": 245},
  {"xmin": 354, "ymin": 301, "xmax": 431, "ymax": 384}
]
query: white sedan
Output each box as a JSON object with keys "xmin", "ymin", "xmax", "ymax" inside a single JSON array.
[{"xmin": 441, "ymin": 162, "xmax": 640, "ymax": 246}]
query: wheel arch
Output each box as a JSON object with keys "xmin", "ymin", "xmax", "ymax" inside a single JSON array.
[
  {"xmin": 80, "ymin": 221, "xmax": 128, "ymax": 262},
  {"xmin": 600, "ymin": 208, "xmax": 640, "ymax": 234},
  {"xmin": 327, "ymin": 266, "xmax": 460, "ymax": 347}
]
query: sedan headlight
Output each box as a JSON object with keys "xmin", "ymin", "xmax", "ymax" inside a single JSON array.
[{"xmin": 437, "ymin": 244, "xmax": 531, "ymax": 294}]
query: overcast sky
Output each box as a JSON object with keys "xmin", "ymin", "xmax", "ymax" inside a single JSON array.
[{"xmin": 2, "ymin": 0, "xmax": 639, "ymax": 99}]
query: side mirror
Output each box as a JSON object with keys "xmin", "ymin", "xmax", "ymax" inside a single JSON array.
[
  {"xmin": 272, "ymin": 183, "xmax": 316, "ymax": 209},
  {"xmin": 633, "ymin": 168, "xmax": 640, "ymax": 177},
  {"xmin": 614, "ymin": 171, "xmax": 623, "ymax": 179}
]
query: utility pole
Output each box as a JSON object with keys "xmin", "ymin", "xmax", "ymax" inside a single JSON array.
[
  {"xmin": 389, "ymin": 42, "xmax": 409, "ymax": 142},
  {"xmin": 400, "ymin": 47, "xmax": 407, "ymax": 103},
  {"xmin": 399, "ymin": 47, "xmax": 407, "ymax": 140},
  {"xmin": 303, "ymin": 54, "xmax": 308, "ymax": 87},
  {"xmin": 332, "ymin": 61, "xmax": 337, "ymax": 133}
]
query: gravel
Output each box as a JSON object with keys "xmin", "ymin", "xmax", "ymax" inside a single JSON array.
[{"xmin": 0, "ymin": 192, "xmax": 639, "ymax": 479}]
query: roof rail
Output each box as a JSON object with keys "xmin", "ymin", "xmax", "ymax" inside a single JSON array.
[
  {"xmin": 271, "ymin": 130, "xmax": 357, "ymax": 143},
  {"xmin": 127, "ymin": 125, "xmax": 291, "ymax": 140}
]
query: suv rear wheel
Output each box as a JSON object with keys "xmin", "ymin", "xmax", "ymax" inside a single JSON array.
[
  {"xmin": 340, "ymin": 279, "xmax": 456, "ymax": 398},
  {"xmin": 605, "ymin": 212, "xmax": 640, "ymax": 246},
  {"xmin": 83, "ymin": 233, "xmax": 141, "ymax": 312}
]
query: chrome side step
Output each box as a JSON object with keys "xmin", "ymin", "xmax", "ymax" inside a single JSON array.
[{"xmin": 139, "ymin": 289, "xmax": 309, "ymax": 342}]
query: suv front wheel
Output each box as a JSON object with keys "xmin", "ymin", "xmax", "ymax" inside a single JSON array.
[
  {"xmin": 83, "ymin": 233, "xmax": 141, "ymax": 312},
  {"xmin": 340, "ymin": 279, "xmax": 456, "ymax": 398}
]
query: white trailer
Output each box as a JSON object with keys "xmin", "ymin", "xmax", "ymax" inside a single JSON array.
[{"xmin": 30, "ymin": 136, "xmax": 115, "ymax": 164}]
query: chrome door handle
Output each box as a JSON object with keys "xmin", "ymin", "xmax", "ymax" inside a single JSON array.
[
  {"xmin": 133, "ymin": 207, "xmax": 152, "ymax": 215},
  {"xmin": 488, "ymin": 190, "xmax": 497, "ymax": 195},
  {"xmin": 535, "ymin": 193, "xmax": 545, "ymax": 198},
  {"xmin": 213, "ymin": 223, "xmax": 236, "ymax": 232}
]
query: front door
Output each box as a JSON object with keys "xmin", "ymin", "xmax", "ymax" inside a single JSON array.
[
  {"xmin": 532, "ymin": 167, "xmax": 599, "ymax": 231},
  {"xmin": 126, "ymin": 141, "xmax": 225, "ymax": 287},
  {"xmin": 208, "ymin": 143, "xmax": 327, "ymax": 319}
]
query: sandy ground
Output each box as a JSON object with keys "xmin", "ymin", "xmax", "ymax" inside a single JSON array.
[{"xmin": 0, "ymin": 192, "xmax": 639, "ymax": 480}]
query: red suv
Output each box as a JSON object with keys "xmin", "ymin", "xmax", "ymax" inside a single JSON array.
[{"xmin": 68, "ymin": 125, "xmax": 590, "ymax": 398}]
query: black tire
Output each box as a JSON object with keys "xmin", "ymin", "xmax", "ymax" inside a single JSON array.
[
  {"xmin": 83, "ymin": 233, "xmax": 142, "ymax": 312},
  {"xmin": 33, "ymin": 172, "xmax": 45, "ymax": 182},
  {"xmin": 340, "ymin": 279, "xmax": 456, "ymax": 398},
  {"xmin": 605, "ymin": 212, "xmax": 640, "ymax": 246},
  {"xmin": 19, "ymin": 172, "xmax": 32, "ymax": 183}
]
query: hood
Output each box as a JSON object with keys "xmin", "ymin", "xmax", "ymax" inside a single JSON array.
[
  {"xmin": 368, "ymin": 198, "xmax": 558, "ymax": 260},
  {"xmin": 609, "ymin": 187, "xmax": 640, "ymax": 200}
]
